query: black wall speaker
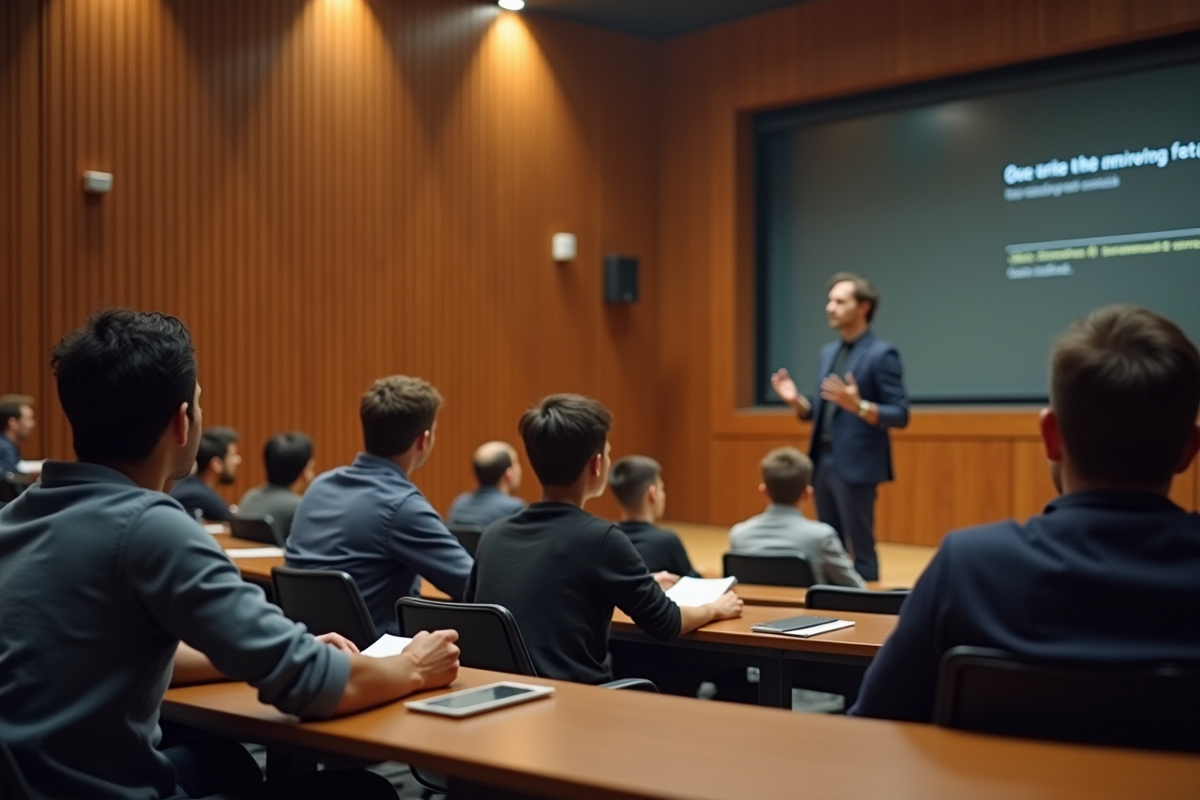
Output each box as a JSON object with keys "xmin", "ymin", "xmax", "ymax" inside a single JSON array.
[{"xmin": 604, "ymin": 254, "xmax": 639, "ymax": 304}]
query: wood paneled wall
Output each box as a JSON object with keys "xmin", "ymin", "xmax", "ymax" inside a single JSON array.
[
  {"xmin": 0, "ymin": 0, "xmax": 660, "ymax": 520},
  {"xmin": 656, "ymin": 0, "xmax": 1200, "ymax": 544}
]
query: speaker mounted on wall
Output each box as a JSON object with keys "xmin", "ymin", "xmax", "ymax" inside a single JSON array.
[{"xmin": 603, "ymin": 254, "xmax": 639, "ymax": 304}]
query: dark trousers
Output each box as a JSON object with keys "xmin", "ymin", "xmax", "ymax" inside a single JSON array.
[{"xmin": 813, "ymin": 451, "xmax": 879, "ymax": 582}]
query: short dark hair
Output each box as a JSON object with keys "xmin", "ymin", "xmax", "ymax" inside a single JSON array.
[
  {"xmin": 760, "ymin": 447, "xmax": 813, "ymax": 504},
  {"xmin": 51, "ymin": 309, "xmax": 196, "ymax": 463},
  {"xmin": 518, "ymin": 394, "xmax": 611, "ymax": 487},
  {"xmin": 608, "ymin": 455, "xmax": 661, "ymax": 509},
  {"xmin": 828, "ymin": 272, "xmax": 880, "ymax": 322},
  {"xmin": 473, "ymin": 447, "xmax": 513, "ymax": 487},
  {"xmin": 0, "ymin": 395, "xmax": 33, "ymax": 430},
  {"xmin": 1052, "ymin": 305, "xmax": 1200, "ymax": 487},
  {"xmin": 264, "ymin": 431, "xmax": 313, "ymax": 486},
  {"xmin": 197, "ymin": 427, "xmax": 238, "ymax": 473},
  {"xmin": 360, "ymin": 376, "xmax": 443, "ymax": 458}
]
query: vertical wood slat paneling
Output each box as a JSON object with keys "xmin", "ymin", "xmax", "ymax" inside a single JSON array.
[
  {"xmin": 1, "ymin": 0, "xmax": 659, "ymax": 520},
  {"xmin": 658, "ymin": 0, "xmax": 1200, "ymax": 543}
]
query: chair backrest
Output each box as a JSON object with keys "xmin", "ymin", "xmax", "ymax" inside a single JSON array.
[
  {"xmin": 934, "ymin": 646, "xmax": 1200, "ymax": 753},
  {"xmin": 0, "ymin": 476, "xmax": 24, "ymax": 504},
  {"xmin": 0, "ymin": 741, "xmax": 32, "ymax": 800},
  {"xmin": 396, "ymin": 597, "xmax": 536, "ymax": 676},
  {"xmin": 229, "ymin": 514, "xmax": 281, "ymax": 547},
  {"xmin": 723, "ymin": 552, "xmax": 815, "ymax": 587},
  {"xmin": 805, "ymin": 584, "xmax": 908, "ymax": 614},
  {"xmin": 446, "ymin": 524, "xmax": 483, "ymax": 558},
  {"xmin": 271, "ymin": 566, "xmax": 378, "ymax": 650}
]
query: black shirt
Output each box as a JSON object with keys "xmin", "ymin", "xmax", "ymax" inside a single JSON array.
[
  {"xmin": 617, "ymin": 521, "xmax": 700, "ymax": 578},
  {"xmin": 465, "ymin": 502, "xmax": 681, "ymax": 684},
  {"xmin": 167, "ymin": 475, "xmax": 230, "ymax": 521}
]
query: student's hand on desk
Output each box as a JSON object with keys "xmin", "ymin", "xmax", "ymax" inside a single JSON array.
[
  {"xmin": 400, "ymin": 630, "xmax": 461, "ymax": 690},
  {"xmin": 708, "ymin": 591, "xmax": 744, "ymax": 621},
  {"xmin": 652, "ymin": 571, "xmax": 680, "ymax": 590},
  {"xmin": 316, "ymin": 632, "xmax": 360, "ymax": 655}
]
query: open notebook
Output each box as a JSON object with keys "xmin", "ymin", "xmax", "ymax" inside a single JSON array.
[{"xmin": 664, "ymin": 576, "xmax": 737, "ymax": 607}]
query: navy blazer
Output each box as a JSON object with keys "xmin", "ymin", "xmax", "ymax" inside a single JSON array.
[
  {"xmin": 808, "ymin": 330, "xmax": 908, "ymax": 485},
  {"xmin": 849, "ymin": 490, "xmax": 1200, "ymax": 723}
]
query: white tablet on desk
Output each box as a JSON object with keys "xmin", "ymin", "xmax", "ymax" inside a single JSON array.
[{"xmin": 405, "ymin": 682, "xmax": 554, "ymax": 718}]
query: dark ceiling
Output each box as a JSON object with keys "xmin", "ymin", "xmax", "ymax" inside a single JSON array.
[{"xmin": 520, "ymin": 0, "xmax": 806, "ymax": 40}]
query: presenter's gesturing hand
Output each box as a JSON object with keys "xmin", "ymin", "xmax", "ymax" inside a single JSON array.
[
  {"xmin": 771, "ymin": 368, "xmax": 812, "ymax": 417},
  {"xmin": 822, "ymin": 373, "xmax": 879, "ymax": 425}
]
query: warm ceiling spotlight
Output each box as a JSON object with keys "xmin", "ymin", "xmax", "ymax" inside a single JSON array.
[{"xmin": 498, "ymin": 0, "xmax": 525, "ymax": 10}]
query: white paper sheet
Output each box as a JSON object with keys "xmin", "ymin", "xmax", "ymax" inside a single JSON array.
[
  {"xmin": 224, "ymin": 547, "xmax": 284, "ymax": 559},
  {"xmin": 363, "ymin": 634, "xmax": 414, "ymax": 658},
  {"xmin": 665, "ymin": 576, "xmax": 737, "ymax": 607}
]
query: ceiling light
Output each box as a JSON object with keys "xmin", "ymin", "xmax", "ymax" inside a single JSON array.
[{"xmin": 498, "ymin": 0, "xmax": 524, "ymax": 10}]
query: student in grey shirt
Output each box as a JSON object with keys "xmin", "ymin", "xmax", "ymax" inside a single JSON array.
[
  {"xmin": 238, "ymin": 431, "xmax": 316, "ymax": 540},
  {"xmin": 0, "ymin": 309, "xmax": 460, "ymax": 800},
  {"xmin": 729, "ymin": 447, "xmax": 866, "ymax": 588},
  {"xmin": 447, "ymin": 440, "xmax": 526, "ymax": 528}
]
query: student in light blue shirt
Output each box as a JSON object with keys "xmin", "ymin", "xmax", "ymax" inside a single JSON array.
[
  {"xmin": 448, "ymin": 440, "xmax": 526, "ymax": 528},
  {"xmin": 287, "ymin": 375, "xmax": 474, "ymax": 636},
  {"xmin": 0, "ymin": 309, "xmax": 460, "ymax": 800}
]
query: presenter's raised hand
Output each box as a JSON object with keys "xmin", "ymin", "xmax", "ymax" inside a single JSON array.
[
  {"xmin": 821, "ymin": 372, "xmax": 862, "ymax": 412},
  {"xmin": 771, "ymin": 369, "xmax": 811, "ymax": 415}
]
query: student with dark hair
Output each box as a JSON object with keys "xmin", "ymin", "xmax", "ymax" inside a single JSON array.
[
  {"xmin": 728, "ymin": 447, "xmax": 865, "ymax": 587},
  {"xmin": 851, "ymin": 305, "xmax": 1200, "ymax": 722},
  {"xmin": 287, "ymin": 375, "xmax": 473, "ymax": 635},
  {"xmin": 0, "ymin": 394, "xmax": 38, "ymax": 477},
  {"xmin": 169, "ymin": 426, "xmax": 241, "ymax": 521},
  {"xmin": 238, "ymin": 432, "xmax": 316, "ymax": 539},
  {"xmin": 0, "ymin": 309, "xmax": 460, "ymax": 800},
  {"xmin": 447, "ymin": 440, "xmax": 525, "ymax": 527},
  {"xmin": 609, "ymin": 455, "xmax": 699, "ymax": 578},
  {"xmin": 465, "ymin": 394, "xmax": 743, "ymax": 684}
]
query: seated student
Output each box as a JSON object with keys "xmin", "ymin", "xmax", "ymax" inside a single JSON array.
[
  {"xmin": 0, "ymin": 394, "xmax": 39, "ymax": 477},
  {"xmin": 447, "ymin": 440, "xmax": 526, "ymax": 527},
  {"xmin": 728, "ymin": 447, "xmax": 866, "ymax": 588},
  {"xmin": 169, "ymin": 426, "xmax": 241, "ymax": 521},
  {"xmin": 851, "ymin": 305, "xmax": 1200, "ymax": 723},
  {"xmin": 465, "ymin": 394, "xmax": 743, "ymax": 684},
  {"xmin": 287, "ymin": 375, "xmax": 473, "ymax": 635},
  {"xmin": 0, "ymin": 309, "xmax": 460, "ymax": 800},
  {"xmin": 609, "ymin": 455, "xmax": 700, "ymax": 578},
  {"xmin": 238, "ymin": 431, "xmax": 315, "ymax": 539}
]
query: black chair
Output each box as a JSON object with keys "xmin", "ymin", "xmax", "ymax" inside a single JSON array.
[
  {"xmin": 805, "ymin": 584, "xmax": 909, "ymax": 614},
  {"xmin": 0, "ymin": 475, "xmax": 25, "ymax": 504},
  {"xmin": 934, "ymin": 646, "xmax": 1200, "ymax": 753},
  {"xmin": 0, "ymin": 741, "xmax": 32, "ymax": 800},
  {"xmin": 723, "ymin": 552, "xmax": 815, "ymax": 587},
  {"xmin": 229, "ymin": 514, "xmax": 282, "ymax": 547},
  {"xmin": 271, "ymin": 567, "xmax": 378, "ymax": 650},
  {"xmin": 447, "ymin": 523, "xmax": 483, "ymax": 558}
]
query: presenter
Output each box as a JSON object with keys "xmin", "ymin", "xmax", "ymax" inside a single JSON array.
[{"xmin": 770, "ymin": 273, "xmax": 908, "ymax": 581}]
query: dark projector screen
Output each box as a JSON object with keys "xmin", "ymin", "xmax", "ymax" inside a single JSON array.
[{"xmin": 756, "ymin": 41, "xmax": 1200, "ymax": 404}]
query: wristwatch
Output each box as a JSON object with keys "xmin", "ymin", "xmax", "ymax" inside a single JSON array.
[{"xmin": 857, "ymin": 399, "xmax": 871, "ymax": 418}]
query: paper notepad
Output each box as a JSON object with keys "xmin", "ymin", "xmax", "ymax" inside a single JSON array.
[
  {"xmin": 665, "ymin": 576, "xmax": 737, "ymax": 607},
  {"xmin": 224, "ymin": 546, "xmax": 284, "ymax": 559},
  {"xmin": 203, "ymin": 523, "xmax": 228, "ymax": 535},
  {"xmin": 362, "ymin": 634, "xmax": 414, "ymax": 658},
  {"xmin": 750, "ymin": 615, "xmax": 855, "ymax": 638}
]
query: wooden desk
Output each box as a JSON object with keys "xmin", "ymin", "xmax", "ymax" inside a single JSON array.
[
  {"xmin": 162, "ymin": 667, "xmax": 1200, "ymax": 800},
  {"xmin": 217, "ymin": 535, "xmax": 283, "ymax": 585},
  {"xmin": 611, "ymin": 604, "xmax": 895, "ymax": 707}
]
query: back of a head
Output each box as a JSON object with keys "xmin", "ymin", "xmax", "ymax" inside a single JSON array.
[
  {"xmin": 519, "ymin": 394, "xmax": 611, "ymax": 487},
  {"xmin": 360, "ymin": 375, "xmax": 443, "ymax": 458},
  {"xmin": 608, "ymin": 455, "xmax": 661, "ymax": 510},
  {"xmin": 197, "ymin": 427, "xmax": 238, "ymax": 472},
  {"xmin": 761, "ymin": 447, "xmax": 812, "ymax": 504},
  {"xmin": 264, "ymin": 431, "xmax": 314, "ymax": 486},
  {"xmin": 1052, "ymin": 305, "xmax": 1200, "ymax": 487},
  {"xmin": 51, "ymin": 309, "xmax": 196, "ymax": 464},
  {"xmin": 472, "ymin": 441, "xmax": 513, "ymax": 487}
]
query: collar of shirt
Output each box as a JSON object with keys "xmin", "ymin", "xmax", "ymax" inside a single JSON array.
[
  {"xmin": 1044, "ymin": 489, "xmax": 1183, "ymax": 515},
  {"xmin": 350, "ymin": 452, "xmax": 410, "ymax": 481},
  {"xmin": 38, "ymin": 460, "xmax": 138, "ymax": 489},
  {"xmin": 763, "ymin": 502, "xmax": 807, "ymax": 519}
]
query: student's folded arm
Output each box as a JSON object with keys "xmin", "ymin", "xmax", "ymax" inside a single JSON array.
[
  {"xmin": 387, "ymin": 496, "xmax": 474, "ymax": 600},
  {"xmin": 848, "ymin": 541, "xmax": 953, "ymax": 722}
]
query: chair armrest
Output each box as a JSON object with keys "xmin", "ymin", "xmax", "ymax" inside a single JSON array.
[{"xmin": 601, "ymin": 678, "xmax": 659, "ymax": 693}]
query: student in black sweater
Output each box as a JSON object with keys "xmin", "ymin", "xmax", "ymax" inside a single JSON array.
[
  {"xmin": 609, "ymin": 455, "xmax": 700, "ymax": 578},
  {"xmin": 465, "ymin": 394, "xmax": 743, "ymax": 684}
]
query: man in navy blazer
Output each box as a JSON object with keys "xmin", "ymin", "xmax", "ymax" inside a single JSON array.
[
  {"xmin": 771, "ymin": 273, "xmax": 908, "ymax": 580},
  {"xmin": 850, "ymin": 305, "xmax": 1200, "ymax": 722}
]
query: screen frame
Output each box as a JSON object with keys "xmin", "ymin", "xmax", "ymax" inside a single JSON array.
[
  {"xmin": 405, "ymin": 681, "xmax": 555, "ymax": 718},
  {"xmin": 752, "ymin": 30, "xmax": 1200, "ymax": 406}
]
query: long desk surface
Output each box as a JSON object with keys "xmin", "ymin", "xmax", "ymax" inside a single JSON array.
[{"xmin": 162, "ymin": 667, "xmax": 1200, "ymax": 800}]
